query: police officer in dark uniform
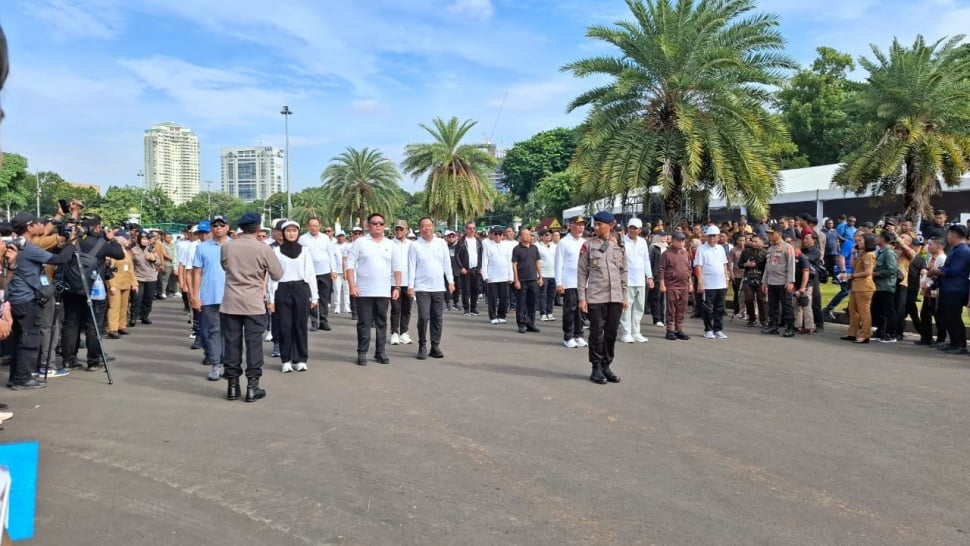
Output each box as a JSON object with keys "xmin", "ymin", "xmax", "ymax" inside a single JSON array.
[{"xmin": 577, "ymin": 211, "xmax": 628, "ymax": 385}]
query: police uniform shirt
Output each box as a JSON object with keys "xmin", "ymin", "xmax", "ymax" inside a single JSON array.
[{"xmin": 577, "ymin": 237, "xmax": 627, "ymax": 304}]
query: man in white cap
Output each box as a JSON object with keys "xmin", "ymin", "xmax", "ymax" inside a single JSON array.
[
  {"xmin": 619, "ymin": 217, "xmax": 654, "ymax": 343},
  {"xmin": 694, "ymin": 225, "xmax": 730, "ymax": 339},
  {"xmin": 332, "ymin": 230, "xmax": 350, "ymax": 314}
]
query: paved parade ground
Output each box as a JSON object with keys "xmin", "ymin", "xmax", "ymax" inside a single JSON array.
[{"xmin": 4, "ymin": 298, "xmax": 970, "ymax": 545}]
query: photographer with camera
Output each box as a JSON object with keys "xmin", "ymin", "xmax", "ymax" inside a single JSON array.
[
  {"xmin": 4, "ymin": 213, "xmax": 78, "ymax": 389},
  {"xmin": 58, "ymin": 215, "xmax": 125, "ymax": 372},
  {"xmin": 738, "ymin": 235, "xmax": 767, "ymax": 327}
]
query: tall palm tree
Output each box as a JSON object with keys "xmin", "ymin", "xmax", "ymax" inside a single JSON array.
[
  {"xmin": 290, "ymin": 187, "xmax": 330, "ymax": 226},
  {"xmin": 320, "ymin": 147, "xmax": 403, "ymax": 228},
  {"xmin": 833, "ymin": 35, "xmax": 970, "ymax": 220},
  {"xmin": 562, "ymin": 0, "xmax": 795, "ymax": 225},
  {"xmin": 401, "ymin": 116, "xmax": 499, "ymax": 224}
]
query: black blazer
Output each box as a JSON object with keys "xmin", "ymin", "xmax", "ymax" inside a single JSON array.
[{"xmin": 455, "ymin": 235, "xmax": 484, "ymax": 272}]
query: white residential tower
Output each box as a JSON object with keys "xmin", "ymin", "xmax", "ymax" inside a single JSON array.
[{"xmin": 143, "ymin": 122, "xmax": 201, "ymax": 205}]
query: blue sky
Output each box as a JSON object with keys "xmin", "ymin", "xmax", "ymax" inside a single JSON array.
[{"xmin": 3, "ymin": 0, "xmax": 970, "ymax": 195}]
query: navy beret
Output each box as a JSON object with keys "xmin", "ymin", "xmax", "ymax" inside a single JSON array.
[
  {"xmin": 237, "ymin": 212, "xmax": 262, "ymax": 227},
  {"xmin": 592, "ymin": 210, "xmax": 615, "ymax": 224}
]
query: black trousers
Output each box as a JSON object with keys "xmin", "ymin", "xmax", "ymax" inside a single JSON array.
[
  {"xmin": 415, "ymin": 291, "xmax": 445, "ymax": 347},
  {"xmin": 811, "ymin": 276, "xmax": 823, "ymax": 329},
  {"xmin": 356, "ymin": 296, "xmax": 389, "ymax": 356},
  {"xmin": 938, "ymin": 292, "xmax": 968, "ymax": 348},
  {"xmin": 276, "ymin": 281, "xmax": 310, "ymax": 363},
  {"xmin": 61, "ymin": 293, "xmax": 107, "ymax": 366},
  {"xmin": 312, "ymin": 274, "xmax": 333, "ymax": 328},
  {"xmin": 449, "ymin": 272, "xmax": 461, "ymax": 307},
  {"xmin": 766, "ymin": 284, "xmax": 794, "ymax": 328},
  {"xmin": 131, "ymin": 280, "xmax": 156, "ymax": 321},
  {"xmin": 516, "ymin": 280, "xmax": 539, "ymax": 327},
  {"xmin": 9, "ymin": 300, "xmax": 44, "ymax": 384},
  {"xmin": 918, "ymin": 295, "xmax": 943, "ymax": 343},
  {"xmin": 487, "ymin": 282, "xmax": 509, "ymax": 320},
  {"xmin": 562, "ymin": 288, "xmax": 584, "ymax": 341},
  {"xmin": 538, "ymin": 278, "xmax": 556, "ymax": 315},
  {"xmin": 647, "ymin": 285, "xmax": 664, "ymax": 323},
  {"xmin": 873, "ymin": 290, "xmax": 897, "ymax": 338},
  {"xmin": 390, "ymin": 286, "xmax": 412, "ymax": 334},
  {"xmin": 587, "ymin": 302, "xmax": 622, "ymax": 368},
  {"xmin": 702, "ymin": 288, "xmax": 726, "ymax": 332},
  {"xmin": 461, "ymin": 270, "xmax": 480, "ymax": 313},
  {"xmin": 350, "ymin": 296, "xmax": 359, "ymax": 319},
  {"xmin": 221, "ymin": 313, "xmax": 267, "ymax": 379},
  {"xmin": 895, "ymin": 286, "xmax": 914, "ymax": 337},
  {"xmin": 743, "ymin": 282, "xmax": 767, "ymax": 324},
  {"xmin": 731, "ymin": 278, "xmax": 742, "ymax": 314}
]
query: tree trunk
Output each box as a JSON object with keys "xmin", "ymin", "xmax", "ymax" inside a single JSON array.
[
  {"xmin": 663, "ymin": 168, "xmax": 685, "ymax": 230},
  {"xmin": 903, "ymin": 155, "xmax": 918, "ymax": 221},
  {"xmin": 358, "ymin": 205, "xmax": 366, "ymax": 230}
]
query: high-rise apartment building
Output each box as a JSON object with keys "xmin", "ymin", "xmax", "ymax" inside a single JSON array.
[
  {"xmin": 220, "ymin": 146, "xmax": 285, "ymax": 202},
  {"xmin": 144, "ymin": 122, "xmax": 201, "ymax": 205}
]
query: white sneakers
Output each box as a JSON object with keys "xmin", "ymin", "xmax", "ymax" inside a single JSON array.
[
  {"xmin": 575, "ymin": 337, "xmax": 588, "ymax": 347},
  {"xmin": 498, "ymin": 318, "xmax": 507, "ymax": 324},
  {"xmin": 491, "ymin": 319, "xmax": 500, "ymax": 324},
  {"xmin": 390, "ymin": 333, "xmax": 401, "ymax": 345},
  {"xmin": 400, "ymin": 333, "xmax": 413, "ymax": 345},
  {"xmin": 294, "ymin": 362, "xmax": 308, "ymax": 372},
  {"xmin": 563, "ymin": 338, "xmax": 578, "ymax": 348},
  {"xmin": 620, "ymin": 335, "xmax": 635, "ymax": 343},
  {"xmin": 281, "ymin": 362, "xmax": 294, "ymax": 373},
  {"xmin": 633, "ymin": 334, "xmax": 649, "ymax": 343},
  {"xmin": 714, "ymin": 331, "xmax": 728, "ymax": 339},
  {"xmin": 546, "ymin": 314, "xmax": 555, "ymax": 321},
  {"xmin": 654, "ymin": 321, "xmax": 665, "ymax": 327},
  {"xmin": 540, "ymin": 314, "xmax": 556, "ymax": 321},
  {"xmin": 704, "ymin": 331, "xmax": 716, "ymax": 339},
  {"xmin": 264, "ymin": 331, "xmax": 273, "ymax": 342}
]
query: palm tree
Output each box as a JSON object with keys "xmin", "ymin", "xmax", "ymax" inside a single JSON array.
[
  {"xmin": 290, "ymin": 187, "xmax": 329, "ymax": 226},
  {"xmin": 320, "ymin": 147, "xmax": 404, "ymax": 228},
  {"xmin": 401, "ymin": 116, "xmax": 499, "ymax": 225},
  {"xmin": 833, "ymin": 35, "xmax": 970, "ymax": 220},
  {"xmin": 562, "ymin": 0, "xmax": 795, "ymax": 225}
]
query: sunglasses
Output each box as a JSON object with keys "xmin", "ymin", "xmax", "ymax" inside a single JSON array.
[
  {"xmin": 371, "ymin": 222, "xmax": 385, "ymax": 226},
  {"xmin": 394, "ymin": 226, "xmax": 406, "ymax": 230}
]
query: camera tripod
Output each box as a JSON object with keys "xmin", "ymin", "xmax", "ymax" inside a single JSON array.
[{"xmin": 58, "ymin": 243, "xmax": 113, "ymax": 385}]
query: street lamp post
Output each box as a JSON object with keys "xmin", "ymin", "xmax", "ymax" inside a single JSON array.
[
  {"xmin": 35, "ymin": 171, "xmax": 42, "ymax": 216},
  {"xmin": 137, "ymin": 170, "xmax": 145, "ymax": 218},
  {"xmin": 206, "ymin": 180, "xmax": 213, "ymax": 217},
  {"xmin": 281, "ymin": 105, "xmax": 292, "ymax": 216}
]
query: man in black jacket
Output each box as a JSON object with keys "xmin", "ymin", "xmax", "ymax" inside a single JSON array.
[
  {"xmin": 59, "ymin": 215, "xmax": 125, "ymax": 371},
  {"xmin": 454, "ymin": 221, "xmax": 483, "ymax": 316}
]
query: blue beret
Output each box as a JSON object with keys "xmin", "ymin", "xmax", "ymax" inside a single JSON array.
[
  {"xmin": 196, "ymin": 220, "xmax": 211, "ymax": 233},
  {"xmin": 114, "ymin": 229, "xmax": 130, "ymax": 240},
  {"xmin": 237, "ymin": 212, "xmax": 262, "ymax": 227},
  {"xmin": 593, "ymin": 210, "xmax": 615, "ymax": 224}
]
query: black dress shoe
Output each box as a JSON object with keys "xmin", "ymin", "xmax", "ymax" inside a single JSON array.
[
  {"xmin": 106, "ymin": 332, "xmax": 120, "ymax": 339},
  {"xmin": 141, "ymin": 319, "xmax": 153, "ymax": 325},
  {"xmin": 63, "ymin": 359, "xmax": 83, "ymax": 369},
  {"xmin": 589, "ymin": 368, "xmax": 607, "ymax": 385},
  {"xmin": 518, "ymin": 326, "xmax": 527, "ymax": 333},
  {"xmin": 675, "ymin": 331, "xmax": 690, "ymax": 340},
  {"xmin": 118, "ymin": 329, "xmax": 130, "ymax": 335},
  {"xmin": 190, "ymin": 341, "xmax": 203, "ymax": 350},
  {"xmin": 429, "ymin": 347, "xmax": 444, "ymax": 359},
  {"xmin": 526, "ymin": 325, "xmax": 540, "ymax": 333},
  {"xmin": 320, "ymin": 323, "xmax": 332, "ymax": 331},
  {"xmin": 602, "ymin": 366, "xmax": 620, "ymax": 383},
  {"xmin": 245, "ymin": 378, "xmax": 266, "ymax": 402},
  {"xmin": 375, "ymin": 354, "xmax": 390, "ymax": 365},
  {"xmin": 665, "ymin": 331, "xmax": 678, "ymax": 340},
  {"xmin": 9, "ymin": 378, "xmax": 47, "ymax": 390},
  {"xmin": 840, "ymin": 335, "xmax": 856, "ymax": 341},
  {"xmin": 782, "ymin": 328, "xmax": 796, "ymax": 338},
  {"xmin": 227, "ymin": 377, "xmax": 240, "ymax": 400},
  {"xmin": 356, "ymin": 354, "xmax": 368, "ymax": 366}
]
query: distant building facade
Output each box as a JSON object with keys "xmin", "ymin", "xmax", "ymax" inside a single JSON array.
[
  {"xmin": 144, "ymin": 122, "xmax": 201, "ymax": 205},
  {"xmin": 220, "ymin": 146, "xmax": 285, "ymax": 202}
]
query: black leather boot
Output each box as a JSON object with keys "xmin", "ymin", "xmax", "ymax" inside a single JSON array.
[
  {"xmin": 590, "ymin": 366, "xmax": 607, "ymax": 385},
  {"xmin": 416, "ymin": 345, "xmax": 428, "ymax": 360},
  {"xmin": 602, "ymin": 365, "xmax": 620, "ymax": 383},
  {"xmin": 245, "ymin": 377, "xmax": 266, "ymax": 402},
  {"xmin": 227, "ymin": 377, "xmax": 240, "ymax": 400}
]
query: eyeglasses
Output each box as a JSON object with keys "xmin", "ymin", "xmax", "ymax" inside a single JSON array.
[
  {"xmin": 324, "ymin": 229, "xmax": 333, "ymax": 233},
  {"xmin": 394, "ymin": 226, "xmax": 406, "ymax": 231},
  {"xmin": 370, "ymin": 222, "xmax": 385, "ymax": 226}
]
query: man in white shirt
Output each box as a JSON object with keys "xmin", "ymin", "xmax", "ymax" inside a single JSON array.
[
  {"xmin": 299, "ymin": 218, "xmax": 341, "ymax": 331},
  {"xmin": 694, "ymin": 225, "xmax": 730, "ymax": 339},
  {"xmin": 333, "ymin": 231, "xmax": 350, "ymax": 314},
  {"xmin": 536, "ymin": 230, "xmax": 557, "ymax": 321},
  {"xmin": 555, "ymin": 216, "xmax": 588, "ymax": 348},
  {"xmin": 620, "ymin": 218, "xmax": 654, "ymax": 343},
  {"xmin": 482, "ymin": 227, "xmax": 513, "ymax": 324},
  {"xmin": 389, "ymin": 220, "xmax": 414, "ymax": 345},
  {"xmin": 407, "ymin": 217, "xmax": 455, "ymax": 359},
  {"xmin": 345, "ymin": 226, "xmax": 364, "ymax": 319},
  {"xmin": 346, "ymin": 213, "xmax": 403, "ymax": 366}
]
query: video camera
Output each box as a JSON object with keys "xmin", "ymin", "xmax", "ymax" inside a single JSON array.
[{"xmin": 1, "ymin": 235, "xmax": 26, "ymax": 250}]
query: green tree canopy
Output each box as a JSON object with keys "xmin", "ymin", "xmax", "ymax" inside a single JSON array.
[
  {"xmin": 562, "ymin": 0, "xmax": 795, "ymax": 225},
  {"xmin": 532, "ymin": 169, "xmax": 581, "ymax": 218},
  {"xmin": 834, "ymin": 35, "xmax": 970, "ymax": 219},
  {"xmin": 501, "ymin": 127, "xmax": 579, "ymax": 201},
  {"xmin": 321, "ymin": 147, "xmax": 404, "ymax": 229},
  {"xmin": 31, "ymin": 171, "xmax": 101, "ymax": 216},
  {"xmin": 0, "ymin": 152, "xmax": 32, "ymax": 214},
  {"xmin": 171, "ymin": 191, "xmax": 243, "ymax": 225},
  {"xmin": 401, "ymin": 116, "xmax": 499, "ymax": 224},
  {"xmin": 777, "ymin": 47, "xmax": 858, "ymax": 166}
]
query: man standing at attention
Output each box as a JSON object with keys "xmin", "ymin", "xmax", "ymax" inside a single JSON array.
[
  {"xmin": 191, "ymin": 214, "xmax": 231, "ymax": 382},
  {"xmin": 694, "ymin": 226, "xmax": 730, "ymax": 339},
  {"xmin": 346, "ymin": 213, "xmax": 403, "ymax": 366},
  {"xmin": 220, "ymin": 212, "xmax": 283, "ymax": 402},
  {"xmin": 389, "ymin": 220, "xmax": 414, "ymax": 345},
  {"xmin": 578, "ymin": 211, "xmax": 627, "ymax": 385},
  {"xmin": 762, "ymin": 226, "xmax": 797, "ymax": 338},
  {"xmin": 556, "ymin": 216, "xmax": 587, "ymax": 348},
  {"xmin": 511, "ymin": 226, "xmax": 543, "ymax": 334},
  {"xmin": 536, "ymin": 229, "xmax": 557, "ymax": 321},
  {"xmin": 619, "ymin": 217, "xmax": 654, "ymax": 343},
  {"xmin": 407, "ymin": 218, "xmax": 455, "ymax": 359},
  {"xmin": 299, "ymin": 218, "xmax": 340, "ymax": 332},
  {"xmin": 658, "ymin": 232, "xmax": 693, "ymax": 340},
  {"xmin": 455, "ymin": 221, "xmax": 482, "ymax": 316}
]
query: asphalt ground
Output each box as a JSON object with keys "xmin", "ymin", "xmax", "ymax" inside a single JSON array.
[{"xmin": 2, "ymin": 297, "xmax": 969, "ymax": 545}]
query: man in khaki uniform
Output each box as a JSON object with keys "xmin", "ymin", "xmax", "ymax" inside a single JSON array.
[
  {"xmin": 578, "ymin": 211, "xmax": 628, "ymax": 385},
  {"xmin": 220, "ymin": 212, "xmax": 283, "ymax": 402}
]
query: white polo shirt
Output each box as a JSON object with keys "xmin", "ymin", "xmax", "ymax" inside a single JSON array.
[
  {"xmin": 555, "ymin": 234, "xmax": 585, "ymax": 289},
  {"xmin": 408, "ymin": 236, "xmax": 453, "ymax": 292},
  {"xmin": 537, "ymin": 242, "xmax": 557, "ymax": 279},
  {"xmin": 392, "ymin": 237, "xmax": 412, "ymax": 287},
  {"xmin": 624, "ymin": 235, "xmax": 653, "ymax": 287},
  {"xmin": 346, "ymin": 235, "xmax": 403, "ymax": 298},
  {"xmin": 693, "ymin": 242, "xmax": 728, "ymax": 290},
  {"xmin": 298, "ymin": 232, "xmax": 341, "ymax": 275},
  {"xmin": 481, "ymin": 239, "xmax": 513, "ymax": 283}
]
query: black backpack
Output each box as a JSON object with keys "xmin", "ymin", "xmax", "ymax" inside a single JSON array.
[{"xmin": 59, "ymin": 238, "xmax": 106, "ymax": 295}]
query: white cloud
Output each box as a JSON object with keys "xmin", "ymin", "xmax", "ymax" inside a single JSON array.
[
  {"xmin": 349, "ymin": 100, "xmax": 391, "ymax": 114},
  {"xmin": 446, "ymin": 0, "xmax": 494, "ymax": 21},
  {"xmin": 24, "ymin": 0, "xmax": 126, "ymax": 40}
]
